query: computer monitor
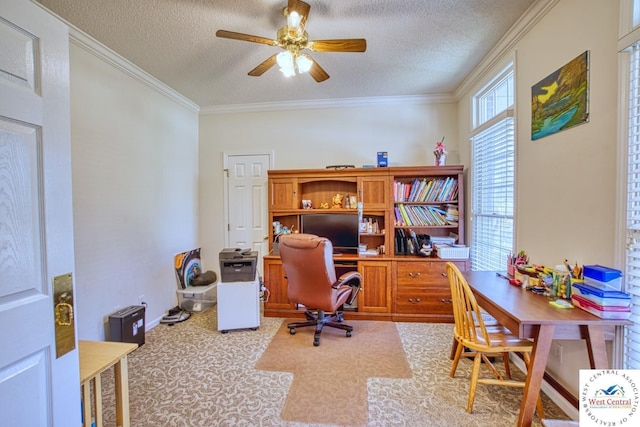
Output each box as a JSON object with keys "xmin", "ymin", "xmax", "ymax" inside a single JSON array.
[{"xmin": 301, "ymin": 213, "xmax": 359, "ymax": 254}]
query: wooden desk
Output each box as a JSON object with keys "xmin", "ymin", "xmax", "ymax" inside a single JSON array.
[
  {"xmin": 79, "ymin": 340, "xmax": 138, "ymax": 427},
  {"xmin": 462, "ymin": 271, "xmax": 631, "ymax": 427}
]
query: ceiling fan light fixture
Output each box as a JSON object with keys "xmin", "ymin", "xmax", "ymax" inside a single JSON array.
[
  {"xmin": 287, "ymin": 11, "xmax": 302, "ymax": 31},
  {"xmin": 276, "ymin": 51, "xmax": 296, "ymax": 77},
  {"xmin": 296, "ymin": 54, "xmax": 313, "ymax": 73},
  {"xmin": 276, "ymin": 50, "xmax": 293, "ymax": 68},
  {"xmin": 216, "ymin": 0, "xmax": 364, "ymax": 83}
]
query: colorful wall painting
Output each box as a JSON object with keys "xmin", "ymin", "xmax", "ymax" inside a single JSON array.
[{"xmin": 531, "ymin": 51, "xmax": 589, "ymax": 140}]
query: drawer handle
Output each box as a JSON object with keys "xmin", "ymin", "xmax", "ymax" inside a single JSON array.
[
  {"xmin": 408, "ymin": 298, "xmax": 421, "ymax": 304},
  {"xmin": 441, "ymin": 272, "xmax": 447, "ymax": 277},
  {"xmin": 441, "ymin": 298, "xmax": 452, "ymax": 304},
  {"xmin": 408, "ymin": 272, "xmax": 421, "ymax": 278}
]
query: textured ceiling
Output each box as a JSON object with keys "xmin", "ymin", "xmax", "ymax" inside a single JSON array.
[{"xmin": 36, "ymin": 0, "xmax": 536, "ymax": 109}]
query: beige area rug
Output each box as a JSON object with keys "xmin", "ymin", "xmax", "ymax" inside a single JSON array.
[{"xmin": 255, "ymin": 319, "xmax": 412, "ymax": 426}]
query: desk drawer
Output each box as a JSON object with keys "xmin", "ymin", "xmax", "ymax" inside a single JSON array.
[
  {"xmin": 396, "ymin": 261, "xmax": 446, "ymax": 287},
  {"xmin": 395, "ymin": 288, "xmax": 453, "ymax": 315}
]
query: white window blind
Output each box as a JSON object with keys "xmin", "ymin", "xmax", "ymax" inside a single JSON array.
[
  {"xmin": 625, "ymin": 41, "xmax": 640, "ymax": 370},
  {"xmin": 471, "ymin": 115, "xmax": 515, "ymax": 271},
  {"xmin": 470, "ymin": 64, "xmax": 515, "ymax": 272}
]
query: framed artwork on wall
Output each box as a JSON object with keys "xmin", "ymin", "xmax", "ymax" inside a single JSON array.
[{"xmin": 531, "ymin": 50, "xmax": 589, "ymax": 140}]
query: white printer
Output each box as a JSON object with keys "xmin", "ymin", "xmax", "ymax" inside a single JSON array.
[{"xmin": 217, "ymin": 248, "xmax": 260, "ymax": 333}]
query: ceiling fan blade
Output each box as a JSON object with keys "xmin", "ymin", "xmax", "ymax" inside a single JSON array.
[
  {"xmin": 248, "ymin": 54, "xmax": 278, "ymax": 77},
  {"xmin": 307, "ymin": 39, "xmax": 367, "ymax": 53},
  {"xmin": 308, "ymin": 60, "xmax": 330, "ymax": 83},
  {"xmin": 215, "ymin": 30, "xmax": 278, "ymax": 46},
  {"xmin": 287, "ymin": 0, "xmax": 310, "ymax": 32}
]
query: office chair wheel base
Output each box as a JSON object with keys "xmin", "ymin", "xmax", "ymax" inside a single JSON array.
[
  {"xmin": 289, "ymin": 328, "xmax": 296, "ymax": 335},
  {"xmin": 313, "ymin": 337, "xmax": 320, "ymax": 346},
  {"xmin": 346, "ymin": 331, "xmax": 352, "ymax": 337}
]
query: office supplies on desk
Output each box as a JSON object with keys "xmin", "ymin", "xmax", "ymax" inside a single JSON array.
[
  {"xmin": 496, "ymin": 272, "xmax": 522, "ymax": 286},
  {"xmin": 549, "ymin": 299, "xmax": 573, "ymax": 309}
]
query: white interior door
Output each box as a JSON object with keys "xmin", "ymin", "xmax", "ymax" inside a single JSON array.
[
  {"xmin": 225, "ymin": 153, "xmax": 272, "ymax": 277},
  {"xmin": 0, "ymin": 1, "xmax": 79, "ymax": 426}
]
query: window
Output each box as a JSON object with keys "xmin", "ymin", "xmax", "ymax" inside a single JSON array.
[
  {"xmin": 470, "ymin": 65, "xmax": 515, "ymax": 271},
  {"xmin": 624, "ymin": 41, "xmax": 640, "ymax": 370}
]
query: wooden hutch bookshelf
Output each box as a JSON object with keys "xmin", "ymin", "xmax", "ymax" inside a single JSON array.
[{"xmin": 263, "ymin": 165, "xmax": 468, "ymax": 322}]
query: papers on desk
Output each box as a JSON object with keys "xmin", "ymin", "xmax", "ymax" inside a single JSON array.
[{"xmin": 359, "ymin": 249, "xmax": 380, "ymax": 256}]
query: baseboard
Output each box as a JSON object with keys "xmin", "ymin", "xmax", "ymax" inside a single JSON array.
[
  {"xmin": 146, "ymin": 315, "xmax": 163, "ymax": 330},
  {"xmin": 510, "ymin": 355, "xmax": 579, "ymax": 420}
]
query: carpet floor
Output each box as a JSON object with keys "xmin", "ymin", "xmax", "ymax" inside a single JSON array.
[{"xmin": 97, "ymin": 305, "xmax": 573, "ymax": 426}]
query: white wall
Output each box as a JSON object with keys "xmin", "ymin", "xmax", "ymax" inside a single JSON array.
[
  {"xmin": 198, "ymin": 101, "xmax": 459, "ymax": 269},
  {"xmin": 69, "ymin": 42, "xmax": 200, "ymax": 339},
  {"xmin": 458, "ymin": 0, "xmax": 619, "ymax": 396}
]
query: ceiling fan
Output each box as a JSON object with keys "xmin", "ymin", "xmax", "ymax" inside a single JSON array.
[{"xmin": 216, "ymin": 0, "xmax": 366, "ymax": 82}]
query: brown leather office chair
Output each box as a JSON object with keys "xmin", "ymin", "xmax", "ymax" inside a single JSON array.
[
  {"xmin": 278, "ymin": 233, "xmax": 361, "ymax": 346},
  {"xmin": 446, "ymin": 262, "xmax": 544, "ymax": 416}
]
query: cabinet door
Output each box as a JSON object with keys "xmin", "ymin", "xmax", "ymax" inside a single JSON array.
[
  {"xmin": 263, "ymin": 259, "xmax": 293, "ymax": 310},
  {"xmin": 270, "ymin": 178, "xmax": 298, "ymax": 209},
  {"xmin": 358, "ymin": 176, "xmax": 388, "ymax": 210},
  {"xmin": 358, "ymin": 260, "xmax": 391, "ymax": 313}
]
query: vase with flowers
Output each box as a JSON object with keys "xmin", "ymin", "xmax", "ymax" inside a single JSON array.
[{"xmin": 434, "ymin": 137, "xmax": 447, "ymax": 166}]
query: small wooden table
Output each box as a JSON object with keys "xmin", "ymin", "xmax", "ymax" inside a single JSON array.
[
  {"xmin": 79, "ymin": 340, "xmax": 138, "ymax": 427},
  {"xmin": 462, "ymin": 271, "xmax": 631, "ymax": 427}
]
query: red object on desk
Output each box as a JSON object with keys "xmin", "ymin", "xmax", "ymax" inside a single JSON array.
[
  {"xmin": 462, "ymin": 271, "xmax": 631, "ymax": 427},
  {"xmin": 496, "ymin": 272, "xmax": 522, "ymax": 286}
]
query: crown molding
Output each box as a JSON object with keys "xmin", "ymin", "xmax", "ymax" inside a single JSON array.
[
  {"xmin": 454, "ymin": 0, "xmax": 560, "ymax": 99},
  {"xmin": 67, "ymin": 27, "xmax": 200, "ymax": 114},
  {"xmin": 37, "ymin": 0, "xmax": 558, "ymax": 116},
  {"xmin": 200, "ymin": 93, "xmax": 456, "ymax": 115}
]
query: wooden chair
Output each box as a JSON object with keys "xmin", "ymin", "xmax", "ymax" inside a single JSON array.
[{"xmin": 446, "ymin": 262, "xmax": 545, "ymax": 416}]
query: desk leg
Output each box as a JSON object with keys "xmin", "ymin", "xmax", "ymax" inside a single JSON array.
[
  {"xmin": 584, "ymin": 325, "xmax": 609, "ymax": 369},
  {"xmin": 518, "ymin": 324, "xmax": 554, "ymax": 427},
  {"xmin": 82, "ymin": 381, "xmax": 91, "ymax": 427},
  {"xmin": 113, "ymin": 356, "xmax": 131, "ymax": 427},
  {"xmin": 94, "ymin": 374, "xmax": 102, "ymax": 427}
]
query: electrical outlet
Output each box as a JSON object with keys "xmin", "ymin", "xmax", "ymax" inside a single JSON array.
[{"xmin": 138, "ymin": 295, "xmax": 145, "ymax": 305}]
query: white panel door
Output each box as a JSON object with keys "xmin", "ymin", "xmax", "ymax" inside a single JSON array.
[
  {"xmin": 0, "ymin": 1, "xmax": 79, "ymax": 426},
  {"xmin": 226, "ymin": 154, "xmax": 270, "ymax": 276}
]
